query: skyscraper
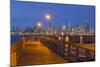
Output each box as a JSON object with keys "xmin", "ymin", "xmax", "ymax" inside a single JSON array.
[{"xmin": 85, "ymin": 20, "xmax": 90, "ymax": 33}]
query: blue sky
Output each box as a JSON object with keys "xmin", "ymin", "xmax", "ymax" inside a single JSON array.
[{"xmin": 11, "ymin": 0, "xmax": 95, "ymax": 29}]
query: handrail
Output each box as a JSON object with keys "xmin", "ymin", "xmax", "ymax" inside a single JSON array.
[{"xmin": 41, "ymin": 37, "xmax": 95, "ymax": 62}]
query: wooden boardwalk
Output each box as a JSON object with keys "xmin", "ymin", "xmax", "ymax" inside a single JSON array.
[{"xmin": 17, "ymin": 41, "xmax": 68, "ymax": 66}]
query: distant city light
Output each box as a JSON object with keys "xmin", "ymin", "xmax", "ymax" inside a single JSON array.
[
  {"xmin": 62, "ymin": 25, "xmax": 66, "ymax": 31},
  {"xmin": 61, "ymin": 32, "xmax": 64, "ymax": 36}
]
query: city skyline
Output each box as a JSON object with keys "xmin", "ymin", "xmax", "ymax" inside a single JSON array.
[{"xmin": 11, "ymin": 1, "xmax": 95, "ymax": 30}]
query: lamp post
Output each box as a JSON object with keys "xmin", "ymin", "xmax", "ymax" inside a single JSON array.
[
  {"xmin": 37, "ymin": 22, "xmax": 42, "ymax": 27},
  {"xmin": 45, "ymin": 13, "xmax": 52, "ymax": 35},
  {"xmin": 37, "ymin": 21, "xmax": 42, "ymax": 33}
]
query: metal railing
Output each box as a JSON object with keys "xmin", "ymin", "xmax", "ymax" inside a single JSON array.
[{"xmin": 41, "ymin": 35, "xmax": 95, "ymax": 62}]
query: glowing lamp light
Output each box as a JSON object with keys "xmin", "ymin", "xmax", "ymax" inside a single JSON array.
[
  {"xmin": 45, "ymin": 14, "xmax": 51, "ymax": 21},
  {"xmin": 38, "ymin": 23, "xmax": 41, "ymax": 26},
  {"xmin": 37, "ymin": 22, "xmax": 42, "ymax": 27}
]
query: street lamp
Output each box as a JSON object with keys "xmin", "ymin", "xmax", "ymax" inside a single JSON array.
[
  {"xmin": 37, "ymin": 22, "xmax": 42, "ymax": 27},
  {"xmin": 45, "ymin": 14, "xmax": 51, "ymax": 21},
  {"xmin": 45, "ymin": 13, "xmax": 52, "ymax": 35},
  {"xmin": 37, "ymin": 21, "xmax": 42, "ymax": 33}
]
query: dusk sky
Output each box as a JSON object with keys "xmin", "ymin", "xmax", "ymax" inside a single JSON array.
[{"xmin": 11, "ymin": 0, "xmax": 95, "ymax": 30}]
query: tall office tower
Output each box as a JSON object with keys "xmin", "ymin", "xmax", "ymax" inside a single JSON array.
[{"xmin": 85, "ymin": 20, "xmax": 90, "ymax": 33}]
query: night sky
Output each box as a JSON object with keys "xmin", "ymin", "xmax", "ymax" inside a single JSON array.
[{"xmin": 11, "ymin": 0, "xmax": 95, "ymax": 30}]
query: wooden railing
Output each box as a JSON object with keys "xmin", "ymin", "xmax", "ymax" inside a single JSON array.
[{"xmin": 11, "ymin": 36, "xmax": 27, "ymax": 66}]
